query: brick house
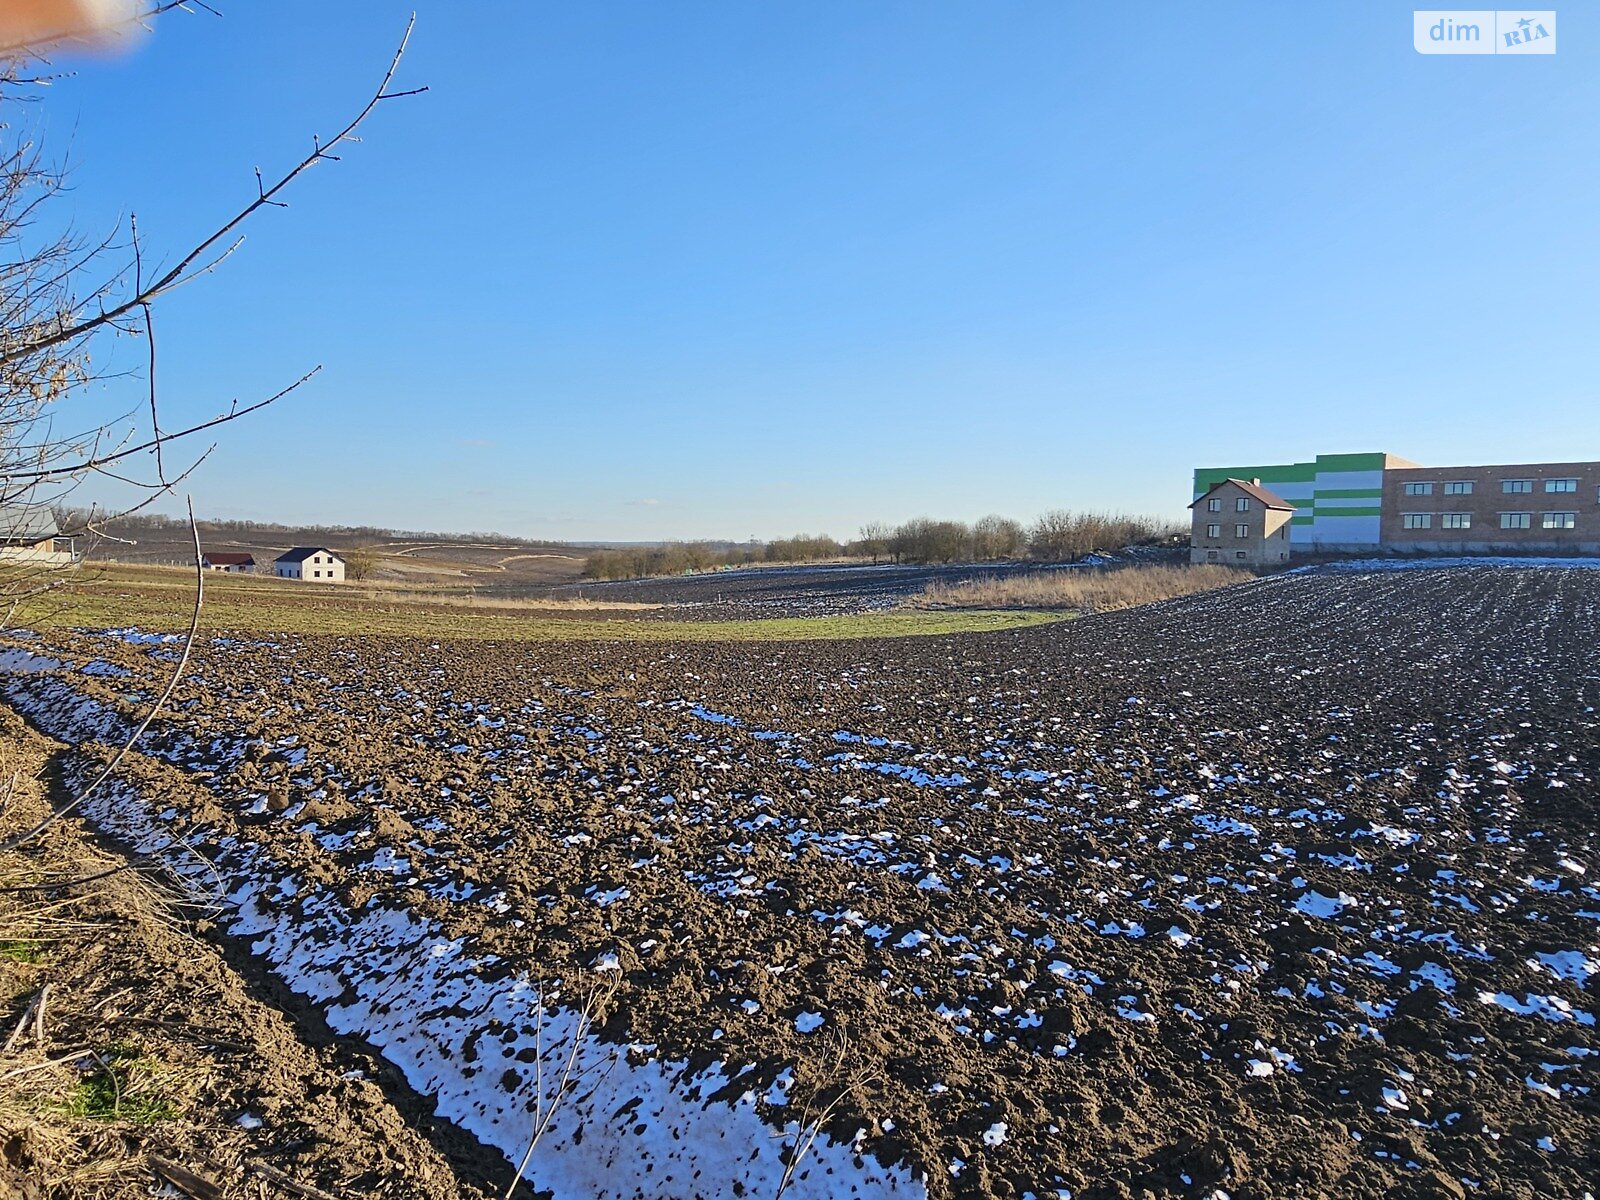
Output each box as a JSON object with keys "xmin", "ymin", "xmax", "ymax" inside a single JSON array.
[
  {"xmin": 1189, "ymin": 479, "xmax": 1294, "ymax": 566},
  {"xmin": 1383, "ymin": 461, "xmax": 1600, "ymax": 554}
]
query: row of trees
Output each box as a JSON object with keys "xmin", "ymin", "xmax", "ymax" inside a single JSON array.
[
  {"xmin": 861, "ymin": 511, "xmax": 1180, "ymax": 564},
  {"xmin": 582, "ymin": 509, "xmax": 1183, "ymax": 580}
]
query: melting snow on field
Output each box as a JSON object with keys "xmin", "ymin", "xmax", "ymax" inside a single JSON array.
[{"xmin": 1, "ymin": 654, "xmax": 923, "ymax": 1200}]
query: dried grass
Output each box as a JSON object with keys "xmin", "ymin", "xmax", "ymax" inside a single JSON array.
[
  {"xmin": 0, "ymin": 727, "xmax": 195, "ymax": 1198},
  {"xmin": 909, "ymin": 563, "xmax": 1255, "ymax": 611}
]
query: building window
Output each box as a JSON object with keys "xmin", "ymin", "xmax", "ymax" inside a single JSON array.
[
  {"xmin": 1441, "ymin": 513, "xmax": 1472, "ymax": 530},
  {"xmin": 1206, "ymin": 523, "xmax": 1221, "ymax": 538},
  {"xmin": 1235, "ymin": 551, "xmax": 1247, "ymax": 559},
  {"xmin": 1546, "ymin": 478, "xmax": 1578, "ymax": 493},
  {"xmin": 1543, "ymin": 512, "xmax": 1577, "ymax": 529},
  {"xmin": 1235, "ymin": 497, "xmax": 1250, "ymax": 512},
  {"xmin": 1234, "ymin": 524, "xmax": 1249, "ymax": 538},
  {"xmin": 1500, "ymin": 512, "xmax": 1531, "ymax": 530},
  {"xmin": 1502, "ymin": 479, "xmax": 1532, "ymax": 494},
  {"xmin": 1206, "ymin": 550, "xmax": 1218, "ymax": 561},
  {"xmin": 1401, "ymin": 513, "xmax": 1432, "ymax": 530},
  {"xmin": 1443, "ymin": 481, "xmax": 1473, "ymax": 495},
  {"xmin": 1403, "ymin": 482, "xmax": 1433, "ymax": 496},
  {"xmin": 1206, "ymin": 498, "xmax": 1221, "ymax": 512}
]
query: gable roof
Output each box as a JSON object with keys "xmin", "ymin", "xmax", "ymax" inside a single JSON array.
[
  {"xmin": 0, "ymin": 502, "xmax": 61, "ymax": 542},
  {"xmin": 274, "ymin": 546, "xmax": 343, "ymax": 564},
  {"xmin": 1189, "ymin": 478, "xmax": 1295, "ymax": 511},
  {"xmin": 202, "ymin": 551, "xmax": 255, "ymax": 566}
]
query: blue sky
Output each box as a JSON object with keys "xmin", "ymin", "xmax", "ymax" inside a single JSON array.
[{"xmin": 41, "ymin": 2, "xmax": 1599, "ymax": 540}]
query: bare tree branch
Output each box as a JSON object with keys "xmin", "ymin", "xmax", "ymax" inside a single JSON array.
[
  {"xmin": 0, "ymin": 14, "xmax": 425, "ymax": 367},
  {"xmin": 2, "ymin": 367, "xmax": 319, "ymax": 485},
  {"xmin": 0, "ymin": 1, "xmax": 219, "ymax": 60}
]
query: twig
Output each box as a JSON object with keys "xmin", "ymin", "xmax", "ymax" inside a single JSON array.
[
  {"xmin": 3, "ymin": 988, "xmax": 42, "ymax": 1052},
  {"xmin": 93, "ymin": 988, "xmax": 132, "ymax": 1016},
  {"xmin": 32, "ymin": 981, "xmax": 48, "ymax": 1045},
  {"xmin": 88, "ymin": 1047, "xmax": 124, "ymax": 1116},
  {"xmin": 2, "ymin": 369, "xmax": 315, "ymax": 485},
  {"xmin": 133, "ymin": 214, "xmax": 167, "ymax": 488},
  {"xmin": 149, "ymin": 1154, "xmax": 224, "ymax": 1200},
  {"xmin": 0, "ymin": 1048, "xmax": 92, "ymax": 1080},
  {"xmin": 112, "ymin": 1016, "xmax": 249, "ymax": 1051},
  {"xmin": 0, "ymin": 1, "xmax": 212, "ymax": 56},
  {"xmin": 773, "ymin": 1032, "xmax": 882, "ymax": 1200},
  {"xmin": 0, "ymin": 859, "xmax": 140, "ymax": 892}
]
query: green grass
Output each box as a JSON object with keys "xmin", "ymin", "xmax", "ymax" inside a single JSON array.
[
  {"xmin": 53, "ymin": 1043, "xmax": 180, "ymax": 1124},
  {"xmin": 16, "ymin": 572, "xmax": 1071, "ymax": 643},
  {"xmin": 0, "ymin": 939, "xmax": 44, "ymax": 964}
]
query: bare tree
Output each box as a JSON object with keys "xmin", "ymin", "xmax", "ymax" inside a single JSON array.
[
  {"xmin": 1027, "ymin": 508, "xmax": 1078, "ymax": 562},
  {"xmin": 1027, "ymin": 509, "xmax": 1178, "ymax": 561},
  {"xmin": 856, "ymin": 521, "xmax": 890, "ymax": 564},
  {"xmin": 341, "ymin": 547, "xmax": 380, "ymax": 582},
  {"xmin": 972, "ymin": 513, "xmax": 1024, "ymax": 560}
]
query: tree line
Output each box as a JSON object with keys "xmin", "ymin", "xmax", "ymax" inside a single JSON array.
[
  {"xmin": 582, "ymin": 510, "xmax": 1182, "ymax": 581},
  {"xmin": 56, "ymin": 511, "xmax": 575, "ymax": 550}
]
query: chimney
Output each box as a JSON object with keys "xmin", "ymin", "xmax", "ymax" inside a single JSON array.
[{"xmin": 1251, "ymin": 477, "xmax": 1261, "ymax": 486}]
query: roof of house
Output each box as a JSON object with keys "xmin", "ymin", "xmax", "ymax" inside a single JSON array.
[
  {"xmin": 203, "ymin": 551, "xmax": 255, "ymax": 566},
  {"xmin": 0, "ymin": 502, "xmax": 61, "ymax": 542},
  {"xmin": 274, "ymin": 546, "xmax": 343, "ymax": 564},
  {"xmin": 1189, "ymin": 478, "xmax": 1296, "ymax": 511}
]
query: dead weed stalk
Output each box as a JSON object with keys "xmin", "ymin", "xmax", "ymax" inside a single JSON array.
[
  {"xmin": 503, "ymin": 971, "xmax": 623, "ymax": 1199},
  {"xmin": 774, "ymin": 1029, "xmax": 883, "ymax": 1200}
]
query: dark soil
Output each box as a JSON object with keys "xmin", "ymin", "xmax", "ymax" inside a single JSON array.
[
  {"xmin": 4, "ymin": 565, "xmax": 1598, "ymax": 1199},
  {"xmin": 0, "ymin": 709, "xmax": 499, "ymax": 1200}
]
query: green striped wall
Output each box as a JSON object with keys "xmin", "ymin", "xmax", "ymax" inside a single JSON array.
[{"xmin": 1193, "ymin": 453, "xmax": 1395, "ymax": 546}]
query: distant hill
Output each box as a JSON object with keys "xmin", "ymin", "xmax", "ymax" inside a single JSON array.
[{"xmin": 71, "ymin": 513, "xmax": 594, "ymax": 595}]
